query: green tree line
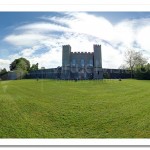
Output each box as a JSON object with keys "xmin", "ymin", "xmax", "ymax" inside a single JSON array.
[{"xmin": 0, "ymin": 57, "xmax": 39, "ymax": 80}]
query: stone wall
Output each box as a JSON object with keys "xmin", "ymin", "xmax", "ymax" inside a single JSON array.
[
  {"xmin": 70, "ymin": 52, "xmax": 93, "ymax": 67},
  {"xmin": 27, "ymin": 68, "xmax": 61, "ymax": 79},
  {"xmin": 2, "ymin": 68, "xmax": 131, "ymax": 80},
  {"xmin": 103, "ymin": 69, "xmax": 131, "ymax": 79}
]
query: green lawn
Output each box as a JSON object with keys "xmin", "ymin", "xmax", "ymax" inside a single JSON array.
[{"xmin": 0, "ymin": 79, "xmax": 150, "ymax": 138}]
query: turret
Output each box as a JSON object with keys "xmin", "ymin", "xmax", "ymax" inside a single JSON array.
[
  {"xmin": 62, "ymin": 45, "xmax": 71, "ymax": 68},
  {"xmin": 93, "ymin": 44, "xmax": 103, "ymax": 79},
  {"xmin": 62, "ymin": 45, "xmax": 71, "ymax": 79},
  {"xmin": 94, "ymin": 44, "xmax": 102, "ymax": 68}
]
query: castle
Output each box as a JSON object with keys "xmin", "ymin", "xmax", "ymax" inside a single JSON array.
[
  {"xmin": 61, "ymin": 44, "xmax": 103, "ymax": 79},
  {"xmin": 7, "ymin": 44, "xmax": 131, "ymax": 80}
]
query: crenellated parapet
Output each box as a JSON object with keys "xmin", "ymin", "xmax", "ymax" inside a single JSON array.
[
  {"xmin": 94, "ymin": 44, "xmax": 101, "ymax": 47},
  {"xmin": 62, "ymin": 45, "xmax": 71, "ymax": 47},
  {"xmin": 71, "ymin": 51, "xmax": 93, "ymax": 54}
]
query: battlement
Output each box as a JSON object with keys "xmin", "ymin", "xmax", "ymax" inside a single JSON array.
[
  {"xmin": 71, "ymin": 52, "xmax": 93, "ymax": 54},
  {"xmin": 94, "ymin": 44, "xmax": 101, "ymax": 47},
  {"xmin": 62, "ymin": 45, "xmax": 71, "ymax": 48},
  {"xmin": 88, "ymin": 52, "xmax": 93, "ymax": 54}
]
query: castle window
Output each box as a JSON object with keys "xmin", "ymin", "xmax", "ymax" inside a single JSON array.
[
  {"xmin": 89, "ymin": 59, "xmax": 93, "ymax": 66},
  {"xmin": 72, "ymin": 59, "xmax": 76, "ymax": 66},
  {"xmin": 97, "ymin": 71, "xmax": 99, "ymax": 75},
  {"xmin": 81, "ymin": 59, "xmax": 84, "ymax": 67}
]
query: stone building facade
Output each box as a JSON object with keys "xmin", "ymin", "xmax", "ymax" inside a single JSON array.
[{"xmin": 61, "ymin": 44, "xmax": 103, "ymax": 79}]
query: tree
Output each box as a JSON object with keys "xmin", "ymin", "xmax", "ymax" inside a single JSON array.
[
  {"xmin": 30, "ymin": 63, "xmax": 39, "ymax": 71},
  {"xmin": 0, "ymin": 68, "xmax": 7, "ymax": 77},
  {"xmin": 124, "ymin": 49, "xmax": 147, "ymax": 78},
  {"xmin": 0, "ymin": 68, "xmax": 7, "ymax": 76},
  {"xmin": 118, "ymin": 64, "xmax": 127, "ymax": 69},
  {"xmin": 134, "ymin": 63, "xmax": 150, "ymax": 80},
  {"xmin": 9, "ymin": 58, "xmax": 30, "ymax": 79},
  {"xmin": 10, "ymin": 57, "xmax": 30, "ymax": 71},
  {"xmin": 0, "ymin": 68, "xmax": 8, "ymax": 80}
]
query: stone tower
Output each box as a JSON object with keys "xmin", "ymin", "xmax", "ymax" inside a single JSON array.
[
  {"xmin": 93, "ymin": 44, "xmax": 103, "ymax": 79},
  {"xmin": 62, "ymin": 45, "xmax": 71, "ymax": 79}
]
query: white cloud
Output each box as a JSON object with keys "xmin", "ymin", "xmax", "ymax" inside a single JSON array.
[
  {"xmin": 2, "ymin": 12, "xmax": 150, "ymax": 70},
  {"xmin": 29, "ymin": 48, "xmax": 62, "ymax": 69},
  {"xmin": 136, "ymin": 26, "xmax": 150, "ymax": 50},
  {"xmin": 0, "ymin": 59, "xmax": 10, "ymax": 70},
  {"xmin": 102, "ymin": 43, "xmax": 124, "ymax": 68},
  {"xmin": 113, "ymin": 21, "xmax": 135, "ymax": 47},
  {"xmin": 20, "ymin": 45, "xmax": 42, "ymax": 57},
  {"xmin": 48, "ymin": 12, "xmax": 114, "ymax": 41}
]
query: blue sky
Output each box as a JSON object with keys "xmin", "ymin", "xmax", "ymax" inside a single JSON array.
[{"xmin": 0, "ymin": 12, "xmax": 150, "ymax": 70}]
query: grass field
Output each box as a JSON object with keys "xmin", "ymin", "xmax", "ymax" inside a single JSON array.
[{"xmin": 0, "ymin": 79, "xmax": 150, "ymax": 138}]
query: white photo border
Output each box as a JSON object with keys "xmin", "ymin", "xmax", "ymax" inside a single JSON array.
[{"xmin": 0, "ymin": 0, "xmax": 150, "ymax": 146}]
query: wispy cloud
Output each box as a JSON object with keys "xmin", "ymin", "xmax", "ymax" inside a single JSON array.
[
  {"xmin": 2, "ymin": 12, "xmax": 150, "ymax": 70},
  {"xmin": 4, "ymin": 33, "xmax": 48, "ymax": 47}
]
